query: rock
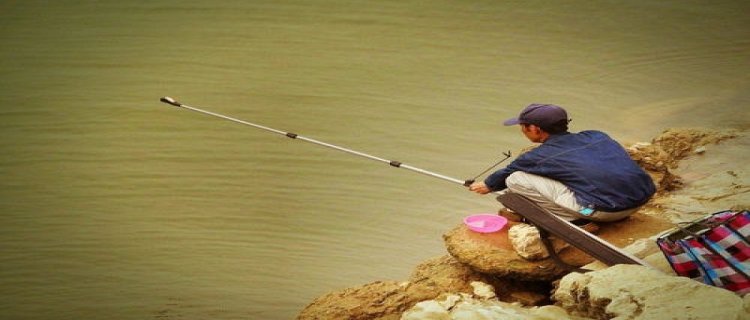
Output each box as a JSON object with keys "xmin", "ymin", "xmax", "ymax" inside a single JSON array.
[
  {"xmin": 509, "ymin": 223, "xmax": 548, "ymax": 260},
  {"xmin": 443, "ymin": 213, "xmax": 672, "ymax": 281},
  {"xmin": 401, "ymin": 299, "xmax": 451, "ymax": 320},
  {"xmin": 443, "ymin": 223, "xmax": 576, "ymax": 281},
  {"xmin": 508, "ymin": 223, "xmax": 570, "ymax": 260},
  {"xmin": 627, "ymin": 140, "xmax": 680, "ymax": 192},
  {"xmin": 407, "ymin": 255, "xmax": 493, "ymax": 296},
  {"xmin": 626, "ymin": 128, "xmax": 737, "ymax": 193},
  {"xmin": 296, "ymin": 280, "xmax": 410, "ymax": 320},
  {"xmin": 553, "ymin": 264, "xmax": 746, "ymax": 319},
  {"xmin": 620, "ymin": 238, "xmax": 657, "ymax": 258},
  {"xmin": 469, "ymin": 281, "xmax": 496, "ymax": 299},
  {"xmin": 408, "ymin": 255, "xmax": 549, "ymax": 306},
  {"xmin": 401, "ymin": 281, "xmax": 577, "ymax": 320},
  {"xmin": 297, "ymin": 255, "xmax": 483, "ymax": 320},
  {"xmin": 650, "ymin": 132, "xmax": 750, "ymax": 223},
  {"xmin": 503, "ymin": 289, "xmax": 550, "ymax": 307},
  {"xmin": 651, "ymin": 128, "xmax": 735, "ymax": 161},
  {"xmin": 297, "ymin": 255, "xmax": 551, "ymax": 319}
]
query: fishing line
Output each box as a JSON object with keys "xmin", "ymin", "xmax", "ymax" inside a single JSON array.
[{"xmin": 462, "ymin": 151, "xmax": 512, "ymax": 186}]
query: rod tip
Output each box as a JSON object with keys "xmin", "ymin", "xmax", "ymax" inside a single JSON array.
[{"xmin": 160, "ymin": 96, "xmax": 181, "ymax": 107}]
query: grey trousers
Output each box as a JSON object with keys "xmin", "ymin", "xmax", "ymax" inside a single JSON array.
[{"xmin": 503, "ymin": 171, "xmax": 638, "ymax": 222}]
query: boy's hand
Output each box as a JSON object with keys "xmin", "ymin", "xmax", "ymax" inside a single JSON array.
[{"xmin": 469, "ymin": 181, "xmax": 491, "ymax": 194}]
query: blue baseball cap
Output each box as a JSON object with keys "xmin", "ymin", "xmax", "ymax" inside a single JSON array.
[{"xmin": 503, "ymin": 104, "xmax": 569, "ymax": 128}]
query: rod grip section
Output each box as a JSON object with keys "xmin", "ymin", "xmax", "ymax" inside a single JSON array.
[
  {"xmin": 389, "ymin": 161, "xmax": 402, "ymax": 168},
  {"xmin": 463, "ymin": 179, "xmax": 475, "ymax": 187},
  {"xmin": 286, "ymin": 132, "xmax": 298, "ymax": 139}
]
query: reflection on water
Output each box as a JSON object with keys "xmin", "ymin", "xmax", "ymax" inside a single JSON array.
[{"xmin": 0, "ymin": 1, "xmax": 748, "ymax": 319}]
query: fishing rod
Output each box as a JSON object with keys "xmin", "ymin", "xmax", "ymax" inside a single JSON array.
[
  {"xmin": 159, "ymin": 97, "xmax": 657, "ymax": 269},
  {"xmin": 463, "ymin": 150, "xmax": 512, "ymax": 186},
  {"xmin": 160, "ymin": 97, "xmax": 506, "ymax": 187}
]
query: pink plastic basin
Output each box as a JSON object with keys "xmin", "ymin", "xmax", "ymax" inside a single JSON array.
[{"xmin": 463, "ymin": 214, "xmax": 508, "ymax": 233}]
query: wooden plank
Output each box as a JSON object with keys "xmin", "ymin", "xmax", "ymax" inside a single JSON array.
[{"xmin": 497, "ymin": 193, "xmax": 649, "ymax": 267}]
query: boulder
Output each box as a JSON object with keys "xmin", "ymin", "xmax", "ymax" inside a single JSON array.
[
  {"xmin": 408, "ymin": 255, "xmax": 549, "ymax": 306},
  {"xmin": 443, "ymin": 223, "xmax": 576, "ymax": 281},
  {"xmin": 296, "ymin": 280, "xmax": 407, "ymax": 320},
  {"xmin": 443, "ymin": 212, "xmax": 673, "ymax": 281},
  {"xmin": 649, "ymin": 132, "xmax": 750, "ymax": 222},
  {"xmin": 553, "ymin": 264, "xmax": 746, "ymax": 319},
  {"xmin": 401, "ymin": 281, "xmax": 576, "ymax": 320},
  {"xmin": 297, "ymin": 255, "xmax": 550, "ymax": 320},
  {"xmin": 508, "ymin": 223, "xmax": 572, "ymax": 260},
  {"xmin": 509, "ymin": 223, "xmax": 547, "ymax": 260},
  {"xmin": 626, "ymin": 128, "xmax": 737, "ymax": 193}
]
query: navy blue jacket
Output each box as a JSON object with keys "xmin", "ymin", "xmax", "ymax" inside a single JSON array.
[{"xmin": 484, "ymin": 130, "xmax": 656, "ymax": 212}]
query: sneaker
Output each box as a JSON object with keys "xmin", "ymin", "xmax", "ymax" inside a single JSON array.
[
  {"xmin": 498, "ymin": 208, "xmax": 525, "ymax": 223},
  {"xmin": 571, "ymin": 219, "xmax": 600, "ymax": 234}
]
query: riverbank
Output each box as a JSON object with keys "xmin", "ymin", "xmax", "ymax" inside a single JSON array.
[{"xmin": 297, "ymin": 128, "xmax": 750, "ymax": 319}]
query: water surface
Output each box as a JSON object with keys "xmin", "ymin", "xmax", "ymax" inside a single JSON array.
[{"xmin": 1, "ymin": 1, "xmax": 749, "ymax": 319}]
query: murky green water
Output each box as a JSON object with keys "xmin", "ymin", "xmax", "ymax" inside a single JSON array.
[{"xmin": 1, "ymin": 1, "xmax": 748, "ymax": 319}]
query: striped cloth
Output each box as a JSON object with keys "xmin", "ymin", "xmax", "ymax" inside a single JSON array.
[{"xmin": 657, "ymin": 210, "xmax": 750, "ymax": 295}]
